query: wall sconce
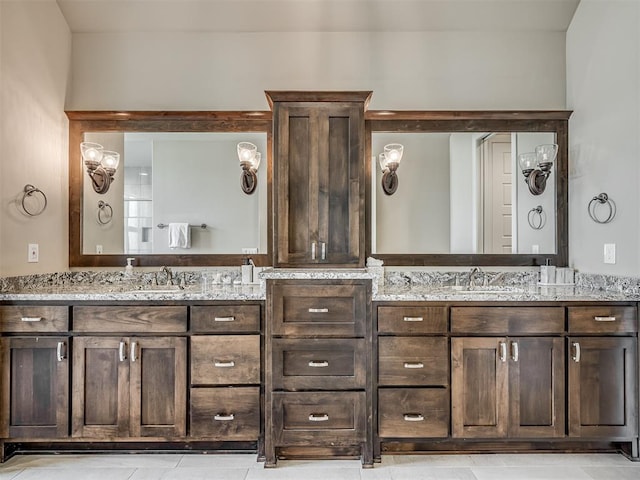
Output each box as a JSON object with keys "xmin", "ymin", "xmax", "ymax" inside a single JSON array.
[
  {"xmin": 518, "ymin": 143, "xmax": 558, "ymax": 195},
  {"xmin": 237, "ymin": 142, "xmax": 261, "ymax": 194},
  {"xmin": 81, "ymin": 142, "xmax": 120, "ymax": 194},
  {"xmin": 379, "ymin": 143, "xmax": 404, "ymax": 195}
]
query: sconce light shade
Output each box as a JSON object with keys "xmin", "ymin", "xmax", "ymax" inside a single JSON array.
[
  {"xmin": 380, "ymin": 143, "xmax": 404, "ymax": 195},
  {"xmin": 237, "ymin": 142, "xmax": 260, "ymax": 194},
  {"xmin": 518, "ymin": 143, "xmax": 557, "ymax": 195},
  {"xmin": 81, "ymin": 142, "xmax": 120, "ymax": 194}
]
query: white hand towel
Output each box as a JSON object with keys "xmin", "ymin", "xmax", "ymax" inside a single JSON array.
[{"xmin": 168, "ymin": 223, "xmax": 191, "ymax": 249}]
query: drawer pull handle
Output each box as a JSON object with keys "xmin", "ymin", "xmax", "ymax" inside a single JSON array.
[
  {"xmin": 308, "ymin": 308, "xmax": 329, "ymax": 313},
  {"xmin": 21, "ymin": 317, "xmax": 42, "ymax": 322},
  {"xmin": 403, "ymin": 362, "xmax": 424, "ymax": 369},
  {"xmin": 56, "ymin": 341, "xmax": 66, "ymax": 362},
  {"xmin": 594, "ymin": 316, "xmax": 616, "ymax": 322},
  {"xmin": 311, "ymin": 242, "xmax": 317, "ymax": 260},
  {"xmin": 403, "ymin": 316, "xmax": 423, "ymax": 322},
  {"xmin": 499, "ymin": 342, "xmax": 507, "ymax": 362},
  {"xmin": 403, "ymin": 414, "xmax": 425, "ymax": 422},
  {"xmin": 214, "ymin": 361, "xmax": 235, "ymax": 368},
  {"xmin": 511, "ymin": 341, "xmax": 519, "ymax": 362},
  {"xmin": 308, "ymin": 360, "xmax": 329, "ymax": 368},
  {"xmin": 118, "ymin": 341, "xmax": 127, "ymax": 362},
  {"xmin": 214, "ymin": 414, "xmax": 235, "ymax": 421},
  {"xmin": 214, "ymin": 316, "xmax": 235, "ymax": 322},
  {"xmin": 130, "ymin": 341, "xmax": 138, "ymax": 363},
  {"xmin": 572, "ymin": 342, "xmax": 581, "ymax": 363},
  {"xmin": 308, "ymin": 414, "xmax": 329, "ymax": 422},
  {"xmin": 320, "ymin": 242, "xmax": 326, "ymax": 260}
]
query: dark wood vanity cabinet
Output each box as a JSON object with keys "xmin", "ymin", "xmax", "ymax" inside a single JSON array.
[
  {"xmin": 0, "ymin": 306, "xmax": 69, "ymax": 439},
  {"xmin": 267, "ymin": 91, "xmax": 370, "ymax": 268},
  {"xmin": 265, "ymin": 279, "xmax": 372, "ymax": 466}
]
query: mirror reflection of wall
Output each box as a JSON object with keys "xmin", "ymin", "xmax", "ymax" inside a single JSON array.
[
  {"xmin": 372, "ymin": 131, "xmax": 556, "ymax": 255},
  {"xmin": 82, "ymin": 132, "xmax": 268, "ymax": 256}
]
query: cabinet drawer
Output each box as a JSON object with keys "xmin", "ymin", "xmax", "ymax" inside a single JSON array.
[
  {"xmin": 378, "ymin": 337, "xmax": 448, "ymax": 386},
  {"xmin": 378, "ymin": 388, "xmax": 449, "ymax": 438},
  {"xmin": 191, "ymin": 335, "xmax": 260, "ymax": 385},
  {"xmin": 272, "ymin": 338, "xmax": 365, "ymax": 390},
  {"xmin": 73, "ymin": 306, "xmax": 187, "ymax": 332},
  {"xmin": 270, "ymin": 282, "xmax": 367, "ymax": 336},
  {"xmin": 451, "ymin": 307, "xmax": 564, "ymax": 334},
  {"xmin": 190, "ymin": 387, "xmax": 259, "ymax": 440},
  {"xmin": 0, "ymin": 306, "xmax": 68, "ymax": 333},
  {"xmin": 378, "ymin": 306, "xmax": 447, "ymax": 334},
  {"xmin": 273, "ymin": 391, "xmax": 365, "ymax": 445},
  {"xmin": 191, "ymin": 305, "xmax": 260, "ymax": 333},
  {"xmin": 568, "ymin": 306, "xmax": 637, "ymax": 334}
]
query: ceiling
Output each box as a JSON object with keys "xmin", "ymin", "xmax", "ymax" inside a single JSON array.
[{"xmin": 56, "ymin": 0, "xmax": 581, "ymax": 33}]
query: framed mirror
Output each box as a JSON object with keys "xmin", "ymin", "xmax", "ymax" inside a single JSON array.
[
  {"xmin": 68, "ymin": 111, "xmax": 272, "ymax": 267},
  {"xmin": 366, "ymin": 111, "xmax": 570, "ymax": 266}
]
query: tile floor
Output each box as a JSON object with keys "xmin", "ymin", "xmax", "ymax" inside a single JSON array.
[{"xmin": 0, "ymin": 453, "xmax": 639, "ymax": 480}]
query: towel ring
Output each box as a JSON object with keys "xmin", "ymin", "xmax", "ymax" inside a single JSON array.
[
  {"xmin": 588, "ymin": 193, "xmax": 616, "ymax": 224},
  {"xmin": 20, "ymin": 184, "xmax": 47, "ymax": 216},
  {"xmin": 527, "ymin": 205, "xmax": 546, "ymax": 230},
  {"xmin": 97, "ymin": 201, "xmax": 113, "ymax": 225}
]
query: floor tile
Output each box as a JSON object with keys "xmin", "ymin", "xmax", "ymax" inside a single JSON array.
[
  {"xmin": 499, "ymin": 453, "xmax": 633, "ymax": 467},
  {"xmin": 388, "ymin": 466, "xmax": 477, "ymax": 480},
  {"xmin": 11, "ymin": 468, "xmax": 136, "ymax": 480},
  {"xmin": 391, "ymin": 455, "xmax": 478, "ymax": 467},
  {"xmin": 0, "ymin": 468, "xmax": 22, "ymax": 480},
  {"xmin": 129, "ymin": 467, "xmax": 249, "ymax": 480},
  {"xmin": 582, "ymin": 466, "xmax": 640, "ymax": 480},
  {"xmin": 178, "ymin": 454, "xmax": 261, "ymax": 469},
  {"xmin": 245, "ymin": 465, "xmax": 361, "ymax": 480},
  {"xmin": 2, "ymin": 454, "xmax": 181, "ymax": 470},
  {"xmin": 472, "ymin": 465, "xmax": 593, "ymax": 480}
]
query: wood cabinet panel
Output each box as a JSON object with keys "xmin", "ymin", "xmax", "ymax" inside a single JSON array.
[
  {"xmin": 378, "ymin": 337, "xmax": 448, "ymax": 386},
  {"xmin": 0, "ymin": 306, "xmax": 68, "ymax": 333},
  {"xmin": 451, "ymin": 307, "xmax": 564, "ymax": 334},
  {"xmin": 378, "ymin": 388, "xmax": 449, "ymax": 438},
  {"xmin": 272, "ymin": 338, "xmax": 366, "ymax": 390},
  {"xmin": 1, "ymin": 337, "xmax": 69, "ymax": 438},
  {"xmin": 568, "ymin": 336, "xmax": 638, "ymax": 439},
  {"xmin": 73, "ymin": 306, "xmax": 187, "ymax": 333},
  {"xmin": 568, "ymin": 306, "xmax": 637, "ymax": 334},
  {"xmin": 191, "ymin": 305, "xmax": 260, "ymax": 333},
  {"xmin": 270, "ymin": 282, "xmax": 367, "ymax": 337},
  {"xmin": 377, "ymin": 306, "xmax": 448, "ymax": 334},
  {"xmin": 190, "ymin": 387, "xmax": 260, "ymax": 440},
  {"xmin": 191, "ymin": 335, "xmax": 260, "ymax": 386}
]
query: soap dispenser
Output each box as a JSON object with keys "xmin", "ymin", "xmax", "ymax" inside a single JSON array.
[
  {"xmin": 125, "ymin": 257, "xmax": 135, "ymax": 278},
  {"xmin": 241, "ymin": 257, "xmax": 253, "ymax": 284},
  {"xmin": 540, "ymin": 258, "xmax": 556, "ymax": 284}
]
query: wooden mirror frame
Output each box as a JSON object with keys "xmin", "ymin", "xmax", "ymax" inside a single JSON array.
[
  {"xmin": 365, "ymin": 110, "xmax": 571, "ymax": 267},
  {"xmin": 67, "ymin": 111, "xmax": 273, "ymax": 267}
]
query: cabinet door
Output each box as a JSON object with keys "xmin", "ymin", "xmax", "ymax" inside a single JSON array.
[
  {"xmin": 509, "ymin": 337, "xmax": 565, "ymax": 438},
  {"xmin": 129, "ymin": 336, "xmax": 187, "ymax": 438},
  {"xmin": 1, "ymin": 337, "xmax": 68, "ymax": 438},
  {"xmin": 72, "ymin": 337, "xmax": 130, "ymax": 438},
  {"xmin": 274, "ymin": 102, "xmax": 364, "ymax": 267},
  {"xmin": 451, "ymin": 337, "xmax": 508, "ymax": 438},
  {"xmin": 568, "ymin": 336, "xmax": 638, "ymax": 439}
]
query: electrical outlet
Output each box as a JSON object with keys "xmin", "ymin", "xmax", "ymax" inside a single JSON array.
[
  {"xmin": 531, "ymin": 244, "xmax": 539, "ymax": 254},
  {"xmin": 242, "ymin": 247, "xmax": 258, "ymax": 254},
  {"xmin": 604, "ymin": 243, "xmax": 616, "ymax": 264},
  {"xmin": 28, "ymin": 243, "xmax": 39, "ymax": 263},
  {"xmin": 96, "ymin": 244, "xmax": 103, "ymax": 254}
]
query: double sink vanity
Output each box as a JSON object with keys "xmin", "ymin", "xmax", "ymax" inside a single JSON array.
[{"xmin": 0, "ymin": 91, "xmax": 638, "ymax": 465}]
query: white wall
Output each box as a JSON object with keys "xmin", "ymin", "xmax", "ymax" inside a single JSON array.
[
  {"xmin": 0, "ymin": 0, "xmax": 71, "ymax": 277},
  {"xmin": 567, "ymin": 0, "xmax": 640, "ymax": 275}
]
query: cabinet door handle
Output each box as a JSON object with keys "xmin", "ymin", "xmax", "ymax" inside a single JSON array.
[
  {"xmin": 403, "ymin": 413, "xmax": 425, "ymax": 422},
  {"xmin": 311, "ymin": 242, "xmax": 317, "ymax": 260},
  {"xmin": 320, "ymin": 242, "xmax": 326, "ymax": 260},
  {"xmin": 594, "ymin": 316, "xmax": 616, "ymax": 322},
  {"xmin": 213, "ymin": 414, "xmax": 235, "ymax": 421},
  {"xmin": 308, "ymin": 413, "xmax": 329, "ymax": 422},
  {"xmin": 571, "ymin": 342, "xmax": 581, "ymax": 362},
  {"xmin": 21, "ymin": 316, "xmax": 42, "ymax": 322},
  {"xmin": 499, "ymin": 342, "xmax": 507, "ymax": 362},
  {"xmin": 214, "ymin": 360, "xmax": 235, "ymax": 368},
  {"xmin": 511, "ymin": 341, "xmax": 519, "ymax": 362},
  {"xmin": 130, "ymin": 341, "xmax": 138, "ymax": 363},
  {"xmin": 308, "ymin": 308, "xmax": 329, "ymax": 313},
  {"xmin": 214, "ymin": 316, "xmax": 235, "ymax": 322},
  {"xmin": 118, "ymin": 341, "xmax": 127, "ymax": 362},
  {"xmin": 403, "ymin": 362, "xmax": 424, "ymax": 369},
  {"xmin": 403, "ymin": 316, "xmax": 424, "ymax": 322},
  {"xmin": 308, "ymin": 360, "xmax": 329, "ymax": 368},
  {"xmin": 56, "ymin": 341, "xmax": 66, "ymax": 362}
]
